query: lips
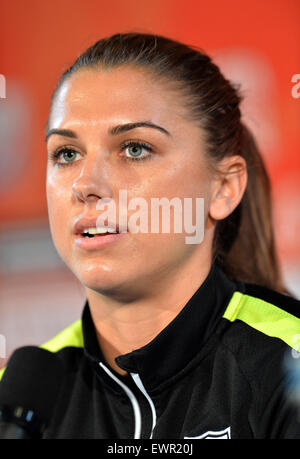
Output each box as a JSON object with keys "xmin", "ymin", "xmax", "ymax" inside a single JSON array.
[{"xmin": 73, "ymin": 216, "xmax": 127, "ymax": 252}]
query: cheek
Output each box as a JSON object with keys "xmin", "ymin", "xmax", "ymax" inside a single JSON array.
[
  {"xmin": 46, "ymin": 169, "xmax": 72, "ymax": 211},
  {"xmin": 46, "ymin": 174, "xmax": 72, "ymax": 246},
  {"xmin": 124, "ymin": 157, "xmax": 212, "ymax": 239},
  {"xmin": 133, "ymin": 157, "xmax": 211, "ymax": 203},
  {"xmin": 168, "ymin": 156, "xmax": 214, "ymax": 218}
]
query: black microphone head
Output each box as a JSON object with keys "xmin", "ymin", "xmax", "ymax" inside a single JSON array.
[{"xmin": 0, "ymin": 346, "xmax": 64, "ymax": 427}]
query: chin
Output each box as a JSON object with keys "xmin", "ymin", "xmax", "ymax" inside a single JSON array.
[
  {"xmin": 77, "ymin": 263, "xmax": 154, "ymax": 302},
  {"xmin": 77, "ymin": 265, "xmax": 120, "ymax": 291}
]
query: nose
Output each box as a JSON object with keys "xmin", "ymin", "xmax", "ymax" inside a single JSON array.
[{"xmin": 72, "ymin": 153, "xmax": 113, "ymax": 204}]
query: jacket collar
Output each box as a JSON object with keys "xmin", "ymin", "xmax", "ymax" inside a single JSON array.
[{"xmin": 82, "ymin": 263, "xmax": 236, "ymax": 391}]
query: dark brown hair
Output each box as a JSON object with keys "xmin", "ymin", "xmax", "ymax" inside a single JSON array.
[{"xmin": 48, "ymin": 32, "xmax": 285, "ymax": 293}]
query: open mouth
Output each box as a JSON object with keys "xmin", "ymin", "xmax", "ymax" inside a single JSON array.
[
  {"xmin": 81, "ymin": 228, "xmax": 118, "ymax": 238},
  {"xmin": 74, "ymin": 222, "xmax": 126, "ymax": 249}
]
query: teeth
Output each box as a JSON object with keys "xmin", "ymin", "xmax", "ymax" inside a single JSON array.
[{"xmin": 82, "ymin": 227, "xmax": 117, "ymax": 235}]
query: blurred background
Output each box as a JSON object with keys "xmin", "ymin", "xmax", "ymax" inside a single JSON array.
[{"xmin": 0, "ymin": 0, "xmax": 299, "ymax": 367}]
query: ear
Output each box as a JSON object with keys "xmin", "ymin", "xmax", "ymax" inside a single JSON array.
[{"xmin": 209, "ymin": 155, "xmax": 247, "ymax": 221}]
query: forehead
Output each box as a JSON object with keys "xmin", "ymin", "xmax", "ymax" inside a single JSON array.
[{"xmin": 48, "ymin": 66, "xmax": 190, "ymax": 131}]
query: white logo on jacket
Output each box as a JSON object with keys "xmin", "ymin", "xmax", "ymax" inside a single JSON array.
[{"xmin": 184, "ymin": 426, "xmax": 231, "ymax": 439}]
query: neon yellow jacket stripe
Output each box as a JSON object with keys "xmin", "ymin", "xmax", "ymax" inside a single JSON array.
[{"xmin": 223, "ymin": 291, "xmax": 300, "ymax": 351}]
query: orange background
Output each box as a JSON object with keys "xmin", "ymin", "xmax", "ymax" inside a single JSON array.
[{"xmin": 0, "ymin": 0, "xmax": 300, "ymax": 263}]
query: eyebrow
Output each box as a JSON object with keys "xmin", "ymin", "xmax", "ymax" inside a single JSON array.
[
  {"xmin": 45, "ymin": 121, "xmax": 171, "ymax": 143},
  {"xmin": 109, "ymin": 121, "xmax": 170, "ymax": 137}
]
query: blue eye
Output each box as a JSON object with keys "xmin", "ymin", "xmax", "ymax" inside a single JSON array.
[
  {"xmin": 127, "ymin": 145, "xmax": 143, "ymax": 158},
  {"xmin": 122, "ymin": 141, "xmax": 154, "ymax": 162},
  {"xmin": 61, "ymin": 148, "xmax": 78, "ymax": 162},
  {"xmin": 51, "ymin": 147, "xmax": 81, "ymax": 167}
]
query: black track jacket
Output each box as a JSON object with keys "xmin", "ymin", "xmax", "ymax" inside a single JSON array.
[{"xmin": 2, "ymin": 264, "xmax": 300, "ymax": 439}]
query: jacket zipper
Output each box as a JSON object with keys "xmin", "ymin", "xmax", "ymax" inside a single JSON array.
[{"xmin": 99, "ymin": 362, "xmax": 157, "ymax": 439}]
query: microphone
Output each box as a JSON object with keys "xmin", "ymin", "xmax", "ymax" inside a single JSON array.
[{"xmin": 0, "ymin": 346, "xmax": 65, "ymax": 439}]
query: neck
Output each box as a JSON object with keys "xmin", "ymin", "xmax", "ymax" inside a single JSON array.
[{"xmin": 86, "ymin": 253, "xmax": 212, "ymax": 375}]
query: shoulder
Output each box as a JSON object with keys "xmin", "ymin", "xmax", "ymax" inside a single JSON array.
[
  {"xmin": 0, "ymin": 318, "xmax": 84, "ymax": 381},
  {"xmin": 222, "ymin": 282, "xmax": 300, "ymax": 351},
  {"xmin": 40, "ymin": 318, "xmax": 84, "ymax": 353},
  {"xmin": 218, "ymin": 283, "xmax": 300, "ymax": 436},
  {"xmin": 219, "ymin": 282, "xmax": 300, "ymax": 387}
]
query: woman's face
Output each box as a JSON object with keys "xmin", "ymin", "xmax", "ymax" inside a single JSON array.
[{"xmin": 46, "ymin": 66, "xmax": 216, "ymax": 297}]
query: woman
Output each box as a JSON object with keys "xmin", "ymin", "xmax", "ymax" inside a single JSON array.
[{"xmin": 3, "ymin": 33, "xmax": 300, "ymax": 439}]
